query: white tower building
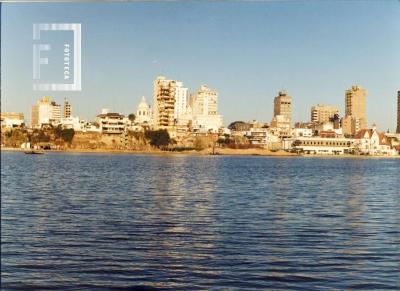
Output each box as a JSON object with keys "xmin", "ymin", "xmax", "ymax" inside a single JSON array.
[
  {"xmin": 136, "ymin": 96, "xmax": 152, "ymax": 124},
  {"xmin": 189, "ymin": 85, "xmax": 223, "ymax": 133}
]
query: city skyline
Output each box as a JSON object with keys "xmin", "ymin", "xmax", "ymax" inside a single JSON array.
[{"xmin": 1, "ymin": 1, "xmax": 399, "ymax": 130}]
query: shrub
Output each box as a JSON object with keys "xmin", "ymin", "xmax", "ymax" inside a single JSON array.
[
  {"xmin": 193, "ymin": 137, "xmax": 208, "ymax": 151},
  {"xmin": 60, "ymin": 128, "xmax": 75, "ymax": 144},
  {"xmin": 145, "ymin": 129, "xmax": 171, "ymax": 149}
]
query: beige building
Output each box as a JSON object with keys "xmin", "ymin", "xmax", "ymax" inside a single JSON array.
[
  {"xmin": 274, "ymin": 90, "xmax": 292, "ymax": 124},
  {"xmin": 189, "ymin": 85, "xmax": 223, "ymax": 133},
  {"xmin": 343, "ymin": 85, "xmax": 367, "ymax": 136},
  {"xmin": 397, "ymin": 90, "xmax": 400, "ymax": 133},
  {"xmin": 270, "ymin": 114, "xmax": 291, "ymax": 137},
  {"xmin": 311, "ymin": 104, "xmax": 339, "ymax": 123},
  {"xmin": 153, "ymin": 76, "xmax": 188, "ymax": 129},
  {"xmin": 31, "ymin": 96, "xmax": 61, "ymax": 128},
  {"xmin": 96, "ymin": 109, "xmax": 127, "ymax": 134}
]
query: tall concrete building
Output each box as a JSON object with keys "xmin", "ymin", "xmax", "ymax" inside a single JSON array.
[
  {"xmin": 189, "ymin": 85, "xmax": 223, "ymax": 133},
  {"xmin": 64, "ymin": 98, "xmax": 72, "ymax": 118},
  {"xmin": 31, "ymin": 96, "xmax": 61, "ymax": 128},
  {"xmin": 311, "ymin": 104, "xmax": 339, "ymax": 123},
  {"xmin": 397, "ymin": 90, "xmax": 400, "ymax": 133},
  {"xmin": 153, "ymin": 76, "xmax": 188, "ymax": 128},
  {"xmin": 343, "ymin": 85, "xmax": 367, "ymax": 136},
  {"xmin": 274, "ymin": 90, "xmax": 292, "ymax": 124},
  {"xmin": 271, "ymin": 90, "xmax": 292, "ymax": 136},
  {"xmin": 174, "ymin": 82, "xmax": 188, "ymax": 120}
]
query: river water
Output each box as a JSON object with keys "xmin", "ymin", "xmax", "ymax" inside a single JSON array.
[{"xmin": 1, "ymin": 152, "xmax": 399, "ymax": 289}]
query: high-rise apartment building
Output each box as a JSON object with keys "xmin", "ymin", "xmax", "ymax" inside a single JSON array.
[
  {"xmin": 174, "ymin": 82, "xmax": 188, "ymax": 120},
  {"xmin": 397, "ymin": 91, "xmax": 400, "ymax": 134},
  {"xmin": 31, "ymin": 96, "xmax": 61, "ymax": 128},
  {"xmin": 274, "ymin": 91, "xmax": 292, "ymax": 125},
  {"xmin": 153, "ymin": 76, "xmax": 188, "ymax": 128},
  {"xmin": 311, "ymin": 104, "xmax": 339, "ymax": 123},
  {"xmin": 343, "ymin": 85, "xmax": 367, "ymax": 136},
  {"xmin": 189, "ymin": 85, "xmax": 223, "ymax": 132},
  {"xmin": 64, "ymin": 98, "xmax": 72, "ymax": 118}
]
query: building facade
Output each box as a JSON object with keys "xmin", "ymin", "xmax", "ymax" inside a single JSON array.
[
  {"xmin": 31, "ymin": 96, "xmax": 61, "ymax": 128},
  {"xmin": 293, "ymin": 128, "xmax": 313, "ymax": 138},
  {"xmin": 270, "ymin": 114, "xmax": 291, "ymax": 137},
  {"xmin": 311, "ymin": 104, "xmax": 339, "ymax": 123},
  {"xmin": 354, "ymin": 126, "xmax": 397, "ymax": 156},
  {"xmin": 285, "ymin": 137, "xmax": 354, "ymax": 155},
  {"xmin": 64, "ymin": 98, "xmax": 72, "ymax": 118},
  {"xmin": 60, "ymin": 116, "xmax": 84, "ymax": 131},
  {"xmin": 174, "ymin": 82, "xmax": 188, "ymax": 121},
  {"xmin": 96, "ymin": 109, "xmax": 127, "ymax": 134},
  {"xmin": 189, "ymin": 85, "xmax": 223, "ymax": 133},
  {"xmin": 153, "ymin": 76, "xmax": 188, "ymax": 128},
  {"xmin": 343, "ymin": 85, "xmax": 367, "ymax": 136},
  {"xmin": 274, "ymin": 90, "xmax": 292, "ymax": 125}
]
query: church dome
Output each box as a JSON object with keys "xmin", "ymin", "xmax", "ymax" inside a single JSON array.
[{"xmin": 137, "ymin": 96, "xmax": 150, "ymax": 111}]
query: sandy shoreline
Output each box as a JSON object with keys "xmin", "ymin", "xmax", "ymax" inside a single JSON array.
[
  {"xmin": 1, "ymin": 147, "xmax": 399, "ymax": 158},
  {"xmin": 0, "ymin": 147, "xmax": 296, "ymax": 157}
]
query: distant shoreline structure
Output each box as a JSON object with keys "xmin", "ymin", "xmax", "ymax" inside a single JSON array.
[{"xmin": 2, "ymin": 147, "xmax": 399, "ymax": 159}]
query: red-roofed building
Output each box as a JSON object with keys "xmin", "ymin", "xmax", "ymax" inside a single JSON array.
[{"xmin": 353, "ymin": 126, "xmax": 397, "ymax": 155}]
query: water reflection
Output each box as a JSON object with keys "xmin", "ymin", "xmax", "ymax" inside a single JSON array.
[{"xmin": 1, "ymin": 152, "xmax": 399, "ymax": 289}]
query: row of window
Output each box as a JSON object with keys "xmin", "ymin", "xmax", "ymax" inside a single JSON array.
[{"xmin": 301, "ymin": 141, "xmax": 351, "ymax": 146}]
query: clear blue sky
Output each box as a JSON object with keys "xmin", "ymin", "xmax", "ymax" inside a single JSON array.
[{"xmin": 1, "ymin": 1, "xmax": 399, "ymax": 130}]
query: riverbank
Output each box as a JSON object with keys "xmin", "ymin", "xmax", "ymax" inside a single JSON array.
[
  {"xmin": 0, "ymin": 147, "xmax": 297, "ymax": 157},
  {"xmin": 2, "ymin": 147, "xmax": 399, "ymax": 158}
]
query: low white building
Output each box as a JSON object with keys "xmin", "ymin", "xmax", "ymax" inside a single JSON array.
[
  {"xmin": 293, "ymin": 128, "xmax": 313, "ymax": 138},
  {"xmin": 245, "ymin": 128, "xmax": 283, "ymax": 148},
  {"xmin": 192, "ymin": 114, "xmax": 223, "ymax": 133},
  {"xmin": 245, "ymin": 128, "xmax": 269, "ymax": 146},
  {"xmin": 60, "ymin": 116, "xmax": 85, "ymax": 131},
  {"xmin": 284, "ymin": 137, "xmax": 354, "ymax": 155},
  {"xmin": 314, "ymin": 121, "xmax": 343, "ymax": 136},
  {"xmin": 96, "ymin": 109, "xmax": 128, "ymax": 134},
  {"xmin": 84, "ymin": 122, "xmax": 101, "ymax": 133}
]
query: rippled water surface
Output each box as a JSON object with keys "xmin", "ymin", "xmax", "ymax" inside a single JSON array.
[{"xmin": 1, "ymin": 152, "xmax": 399, "ymax": 290}]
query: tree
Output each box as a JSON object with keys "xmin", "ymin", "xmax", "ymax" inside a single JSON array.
[
  {"xmin": 128, "ymin": 114, "xmax": 136, "ymax": 122},
  {"xmin": 60, "ymin": 128, "xmax": 75, "ymax": 144},
  {"xmin": 228, "ymin": 121, "xmax": 251, "ymax": 132},
  {"xmin": 145, "ymin": 129, "xmax": 171, "ymax": 149},
  {"xmin": 32, "ymin": 130, "xmax": 50, "ymax": 143},
  {"xmin": 54, "ymin": 125, "xmax": 63, "ymax": 139}
]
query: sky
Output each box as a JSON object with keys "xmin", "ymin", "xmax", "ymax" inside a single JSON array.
[{"xmin": 1, "ymin": 1, "xmax": 400, "ymax": 130}]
